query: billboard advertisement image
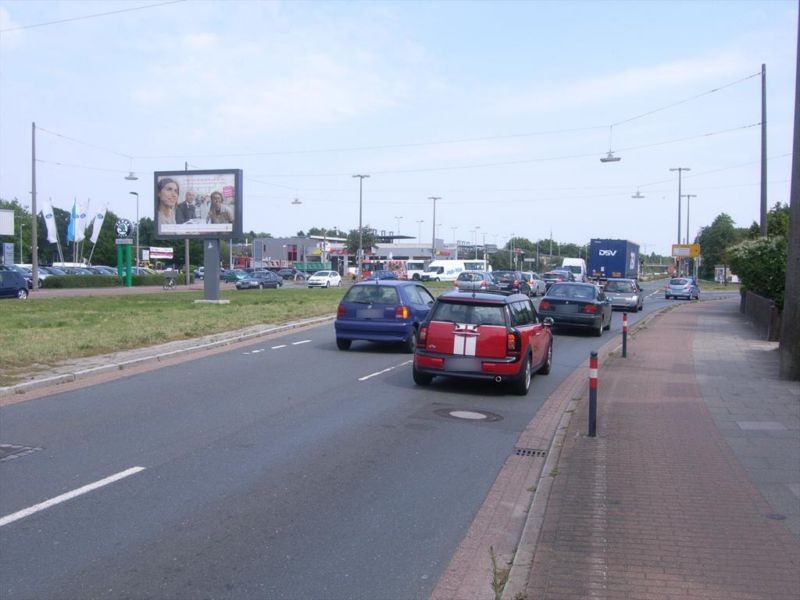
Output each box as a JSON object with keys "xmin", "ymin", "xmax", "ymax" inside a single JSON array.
[{"xmin": 154, "ymin": 169, "xmax": 243, "ymax": 239}]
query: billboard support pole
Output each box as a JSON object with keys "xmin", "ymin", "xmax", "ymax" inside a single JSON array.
[{"xmin": 203, "ymin": 239, "xmax": 221, "ymax": 301}]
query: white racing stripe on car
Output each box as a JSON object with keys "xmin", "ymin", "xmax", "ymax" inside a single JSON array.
[
  {"xmin": 358, "ymin": 360, "xmax": 413, "ymax": 381},
  {"xmin": 0, "ymin": 466, "xmax": 146, "ymax": 528}
]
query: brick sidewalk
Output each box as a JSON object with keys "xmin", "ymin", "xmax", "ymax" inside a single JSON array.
[{"xmin": 523, "ymin": 300, "xmax": 800, "ymax": 599}]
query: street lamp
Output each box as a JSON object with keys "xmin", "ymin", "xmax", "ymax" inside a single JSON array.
[
  {"xmin": 353, "ymin": 174, "xmax": 370, "ymax": 280},
  {"xmin": 394, "ymin": 216, "xmax": 403, "ymax": 235},
  {"xmin": 669, "ymin": 167, "xmax": 690, "ymax": 245},
  {"xmin": 416, "ymin": 219, "xmax": 424, "ymax": 244},
  {"xmin": 682, "ymin": 194, "xmax": 696, "ymax": 244},
  {"xmin": 19, "ymin": 222, "xmax": 25, "ymax": 263},
  {"xmin": 428, "ymin": 197, "xmax": 441, "ymax": 258},
  {"xmin": 129, "ymin": 192, "xmax": 139, "ymax": 267}
]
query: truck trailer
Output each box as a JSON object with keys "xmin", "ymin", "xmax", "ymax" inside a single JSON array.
[{"xmin": 588, "ymin": 239, "xmax": 640, "ymax": 281}]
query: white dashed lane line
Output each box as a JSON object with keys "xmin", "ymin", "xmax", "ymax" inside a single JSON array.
[
  {"xmin": 0, "ymin": 466, "xmax": 146, "ymax": 528},
  {"xmin": 242, "ymin": 340, "xmax": 311, "ymax": 354},
  {"xmin": 358, "ymin": 360, "xmax": 413, "ymax": 382}
]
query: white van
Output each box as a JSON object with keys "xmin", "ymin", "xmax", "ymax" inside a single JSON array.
[
  {"xmin": 421, "ymin": 259, "xmax": 488, "ymax": 282},
  {"xmin": 561, "ymin": 258, "xmax": 587, "ymax": 282}
]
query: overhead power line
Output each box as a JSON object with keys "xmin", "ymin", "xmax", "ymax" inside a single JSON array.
[{"xmin": 0, "ymin": 0, "xmax": 186, "ymax": 33}]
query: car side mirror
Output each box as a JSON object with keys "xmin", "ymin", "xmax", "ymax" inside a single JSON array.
[{"xmin": 543, "ymin": 317, "xmax": 554, "ymax": 327}]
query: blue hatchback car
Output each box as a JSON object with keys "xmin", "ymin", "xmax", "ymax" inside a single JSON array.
[{"xmin": 335, "ymin": 280, "xmax": 435, "ymax": 352}]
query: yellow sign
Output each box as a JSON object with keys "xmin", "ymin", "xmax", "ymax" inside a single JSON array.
[{"xmin": 672, "ymin": 244, "xmax": 700, "ymax": 258}]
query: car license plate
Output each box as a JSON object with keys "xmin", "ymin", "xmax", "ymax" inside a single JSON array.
[
  {"xmin": 357, "ymin": 308, "xmax": 384, "ymax": 319},
  {"xmin": 445, "ymin": 357, "xmax": 483, "ymax": 372}
]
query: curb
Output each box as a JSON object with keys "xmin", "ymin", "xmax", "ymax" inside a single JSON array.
[{"xmin": 0, "ymin": 315, "xmax": 335, "ymax": 399}]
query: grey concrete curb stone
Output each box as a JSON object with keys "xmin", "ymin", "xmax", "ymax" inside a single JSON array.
[{"xmin": 0, "ymin": 315, "xmax": 334, "ymax": 398}]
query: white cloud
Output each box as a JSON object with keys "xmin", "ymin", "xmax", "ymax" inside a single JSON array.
[{"xmin": 182, "ymin": 32, "xmax": 218, "ymax": 50}]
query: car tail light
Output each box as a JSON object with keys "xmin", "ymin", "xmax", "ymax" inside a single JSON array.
[
  {"xmin": 507, "ymin": 329, "xmax": 521, "ymax": 353},
  {"xmin": 581, "ymin": 303, "xmax": 598, "ymax": 314},
  {"xmin": 337, "ymin": 304, "xmax": 346, "ymax": 317},
  {"xmin": 418, "ymin": 325, "xmax": 428, "ymax": 347},
  {"xmin": 539, "ymin": 300, "xmax": 552, "ymax": 310},
  {"xmin": 395, "ymin": 305, "xmax": 409, "ymax": 319}
]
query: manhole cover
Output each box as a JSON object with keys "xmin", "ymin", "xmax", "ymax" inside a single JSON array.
[{"xmin": 434, "ymin": 408, "xmax": 503, "ymax": 422}]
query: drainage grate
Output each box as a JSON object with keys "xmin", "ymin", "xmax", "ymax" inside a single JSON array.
[
  {"xmin": 514, "ymin": 447, "xmax": 547, "ymax": 458},
  {"xmin": 0, "ymin": 444, "xmax": 43, "ymax": 462}
]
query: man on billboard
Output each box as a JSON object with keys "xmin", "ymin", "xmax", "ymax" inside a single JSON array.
[{"xmin": 176, "ymin": 190, "xmax": 197, "ymax": 224}]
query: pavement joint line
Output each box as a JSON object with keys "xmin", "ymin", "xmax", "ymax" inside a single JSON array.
[{"xmin": 0, "ymin": 315, "xmax": 334, "ymax": 398}]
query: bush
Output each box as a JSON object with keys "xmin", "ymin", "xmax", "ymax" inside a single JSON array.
[
  {"xmin": 42, "ymin": 274, "xmax": 193, "ymax": 288},
  {"xmin": 726, "ymin": 236, "xmax": 787, "ymax": 309}
]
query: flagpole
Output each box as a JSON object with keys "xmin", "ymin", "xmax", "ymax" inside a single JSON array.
[{"xmin": 50, "ymin": 197, "xmax": 65, "ymax": 264}]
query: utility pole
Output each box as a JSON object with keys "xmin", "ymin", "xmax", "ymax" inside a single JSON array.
[
  {"xmin": 31, "ymin": 123, "xmax": 38, "ymax": 290},
  {"xmin": 428, "ymin": 197, "xmax": 440, "ymax": 259},
  {"xmin": 353, "ymin": 175, "xmax": 369, "ymax": 279},
  {"xmin": 682, "ymin": 194, "xmax": 696, "ymax": 244},
  {"xmin": 761, "ymin": 63, "xmax": 768, "ymax": 237},
  {"xmin": 670, "ymin": 168, "xmax": 690, "ymax": 245}
]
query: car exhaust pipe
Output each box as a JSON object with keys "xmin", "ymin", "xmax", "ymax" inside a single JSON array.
[{"xmin": 494, "ymin": 376, "xmax": 502, "ymax": 383}]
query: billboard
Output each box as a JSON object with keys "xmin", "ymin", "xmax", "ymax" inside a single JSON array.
[{"xmin": 154, "ymin": 169, "xmax": 242, "ymax": 239}]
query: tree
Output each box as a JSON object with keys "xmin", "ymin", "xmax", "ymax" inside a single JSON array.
[
  {"xmin": 345, "ymin": 227, "xmax": 377, "ymax": 255},
  {"xmin": 747, "ymin": 202, "xmax": 790, "ymax": 239},
  {"xmin": 726, "ymin": 236, "xmax": 788, "ymax": 309},
  {"xmin": 695, "ymin": 213, "xmax": 745, "ymax": 279}
]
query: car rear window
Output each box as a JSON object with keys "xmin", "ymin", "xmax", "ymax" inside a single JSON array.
[
  {"xmin": 343, "ymin": 285, "xmax": 399, "ymax": 304},
  {"xmin": 606, "ymin": 281, "xmax": 635, "ymax": 292},
  {"xmin": 431, "ymin": 301, "xmax": 506, "ymax": 326},
  {"xmin": 670, "ymin": 278, "xmax": 688, "ymax": 285}
]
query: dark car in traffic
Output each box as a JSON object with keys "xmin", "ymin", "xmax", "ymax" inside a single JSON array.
[
  {"xmin": 334, "ymin": 280, "xmax": 435, "ymax": 352},
  {"xmin": 235, "ymin": 271, "xmax": 283, "ymax": 290},
  {"xmin": 538, "ymin": 282, "xmax": 612, "ymax": 336},
  {"xmin": 491, "ymin": 270, "xmax": 532, "ymax": 296},
  {"xmin": 541, "ymin": 270, "xmax": 574, "ymax": 290},
  {"xmin": 413, "ymin": 290, "xmax": 553, "ymax": 395}
]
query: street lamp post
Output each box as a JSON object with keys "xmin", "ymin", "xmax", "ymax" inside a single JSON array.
[
  {"xmin": 451, "ymin": 226, "xmax": 458, "ymax": 259},
  {"xmin": 129, "ymin": 192, "xmax": 139, "ymax": 267},
  {"xmin": 353, "ymin": 174, "xmax": 369, "ymax": 280},
  {"xmin": 669, "ymin": 167, "xmax": 690, "ymax": 245},
  {"xmin": 416, "ymin": 219, "xmax": 424, "ymax": 244},
  {"xmin": 394, "ymin": 216, "xmax": 403, "ymax": 236},
  {"xmin": 428, "ymin": 197, "xmax": 441, "ymax": 258},
  {"xmin": 682, "ymin": 194, "xmax": 696, "ymax": 244},
  {"xmin": 19, "ymin": 222, "xmax": 25, "ymax": 263}
]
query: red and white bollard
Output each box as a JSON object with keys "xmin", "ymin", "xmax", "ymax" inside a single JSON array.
[
  {"xmin": 622, "ymin": 312, "xmax": 628, "ymax": 358},
  {"xmin": 589, "ymin": 351, "xmax": 598, "ymax": 437}
]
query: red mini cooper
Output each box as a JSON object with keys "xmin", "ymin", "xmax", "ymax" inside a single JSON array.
[{"xmin": 412, "ymin": 290, "xmax": 554, "ymax": 395}]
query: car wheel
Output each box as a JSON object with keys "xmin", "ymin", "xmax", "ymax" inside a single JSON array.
[
  {"xmin": 595, "ymin": 319, "xmax": 604, "ymax": 337},
  {"xmin": 511, "ymin": 354, "xmax": 532, "ymax": 396},
  {"xmin": 17, "ymin": 288, "xmax": 28, "ymax": 300},
  {"xmin": 404, "ymin": 327, "xmax": 418, "ymax": 353},
  {"xmin": 336, "ymin": 338, "xmax": 352, "ymax": 350},
  {"xmin": 538, "ymin": 342, "xmax": 552, "ymax": 375},
  {"xmin": 412, "ymin": 364, "xmax": 433, "ymax": 385}
]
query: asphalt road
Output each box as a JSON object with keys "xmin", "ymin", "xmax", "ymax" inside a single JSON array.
[{"xmin": 0, "ymin": 283, "xmax": 738, "ymax": 599}]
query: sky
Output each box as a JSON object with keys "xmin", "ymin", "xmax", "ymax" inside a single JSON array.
[{"xmin": 0, "ymin": 0, "xmax": 797, "ymax": 257}]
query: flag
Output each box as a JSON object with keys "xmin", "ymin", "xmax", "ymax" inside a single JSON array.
[
  {"xmin": 40, "ymin": 199, "xmax": 58, "ymax": 243},
  {"xmin": 89, "ymin": 203, "xmax": 108, "ymax": 244},
  {"xmin": 67, "ymin": 198, "xmax": 77, "ymax": 242},
  {"xmin": 73, "ymin": 198, "xmax": 91, "ymax": 243}
]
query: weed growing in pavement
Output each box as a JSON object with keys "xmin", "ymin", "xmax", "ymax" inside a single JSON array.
[
  {"xmin": 549, "ymin": 467, "xmax": 560, "ymax": 477},
  {"xmin": 489, "ymin": 546, "xmax": 509, "ymax": 600}
]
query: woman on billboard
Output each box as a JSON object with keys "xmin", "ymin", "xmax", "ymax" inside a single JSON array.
[{"xmin": 157, "ymin": 178, "xmax": 179, "ymax": 225}]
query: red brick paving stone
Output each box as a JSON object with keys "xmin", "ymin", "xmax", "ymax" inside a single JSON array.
[{"xmin": 525, "ymin": 304, "xmax": 800, "ymax": 600}]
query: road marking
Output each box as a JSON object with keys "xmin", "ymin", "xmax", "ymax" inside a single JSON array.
[
  {"xmin": 358, "ymin": 360, "xmax": 413, "ymax": 381},
  {"xmin": 0, "ymin": 466, "xmax": 146, "ymax": 528},
  {"xmin": 291, "ymin": 340, "xmax": 311, "ymax": 345},
  {"xmin": 271, "ymin": 344, "xmax": 287, "ymax": 349}
]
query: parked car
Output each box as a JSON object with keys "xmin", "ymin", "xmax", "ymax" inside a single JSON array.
[
  {"xmin": 0, "ymin": 265, "xmax": 35, "ymax": 289},
  {"xmin": 193, "ymin": 267, "xmax": 205, "ymax": 280},
  {"xmin": 665, "ymin": 277, "xmax": 699, "ymax": 300},
  {"xmin": 221, "ymin": 269, "xmax": 249, "ymax": 283},
  {"xmin": 277, "ymin": 268, "xmax": 307, "ymax": 280},
  {"xmin": 307, "ymin": 270, "xmax": 342, "ymax": 288},
  {"xmin": 412, "ymin": 290, "xmax": 553, "ymax": 395},
  {"xmin": 334, "ymin": 280, "xmax": 435, "ymax": 352},
  {"xmin": 365, "ymin": 270, "xmax": 398, "ymax": 280},
  {"xmin": 538, "ymin": 282, "xmax": 612, "ymax": 337},
  {"xmin": 454, "ymin": 270, "xmax": 497, "ymax": 292},
  {"xmin": 491, "ymin": 270, "xmax": 532, "ymax": 296},
  {"xmin": 235, "ymin": 271, "xmax": 283, "ymax": 290},
  {"xmin": 0, "ymin": 269, "xmax": 29, "ymax": 299},
  {"xmin": 541, "ymin": 270, "xmax": 574, "ymax": 290},
  {"xmin": 523, "ymin": 272, "xmax": 547, "ymax": 296},
  {"xmin": 603, "ymin": 278, "xmax": 644, "ymax": 312}
]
